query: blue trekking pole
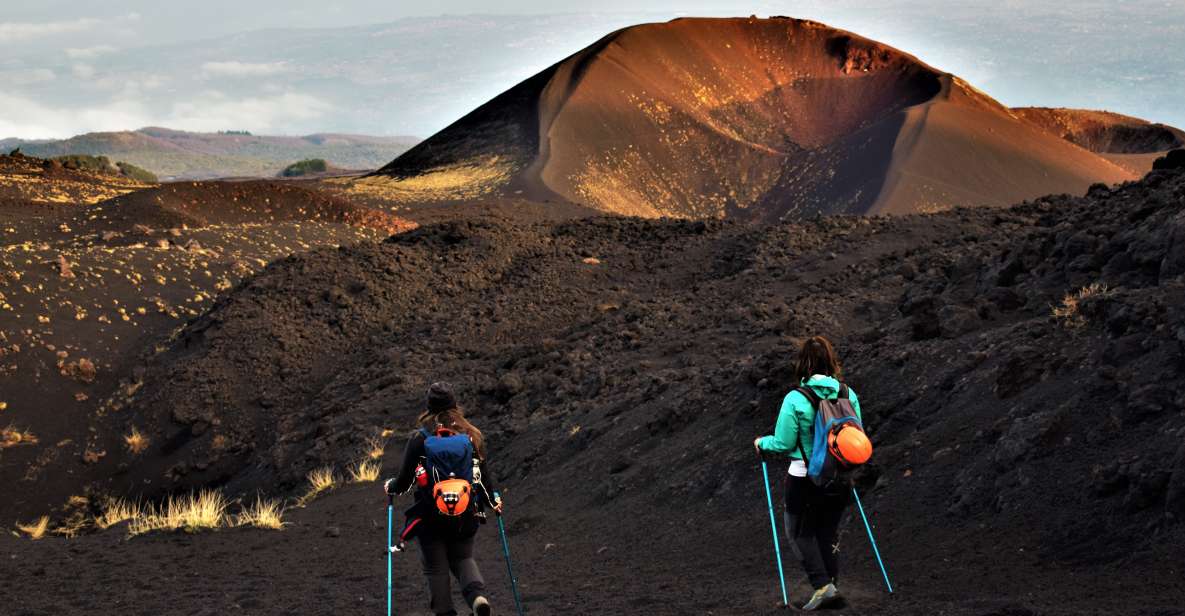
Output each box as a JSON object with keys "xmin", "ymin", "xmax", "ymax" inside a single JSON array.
[
  {"xmin": 387, "ymin": 494, "xmax": 394, "ymax": 616},
  {"xmin": 493, "ymin": 491, "xmax": 525, "ymax": 616},
  {"xmin": 760, "ymin": 461, "xmax": 790, "ymax": 608},
  {"xmin": 852, "ymin": 488, "xmax": 894, "ymax": 593}
]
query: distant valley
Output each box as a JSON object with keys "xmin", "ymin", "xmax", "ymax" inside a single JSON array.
[{"xmin": 1, "ymin": 127, "xmax": 418, "ymax": 180}]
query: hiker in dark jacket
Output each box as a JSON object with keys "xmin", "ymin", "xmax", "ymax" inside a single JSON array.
[
  {"xmin": 755, "ymin": 336, "xmax": 862, "ymax": 611},
  {"xmin": 384, "ymin": 382, "xmax": 501, "ymax": 616}
]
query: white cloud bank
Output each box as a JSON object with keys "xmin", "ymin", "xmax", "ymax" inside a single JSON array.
[
  {"xmin": 169, "ymin": 91, "xmax": 332, "ymax": 132},
  {"xmin": 201, "ymin": 61, "xmax": 289, "ymax": 78},
  {"xmin": 0, "ymin": 13, "xmax": 139, "ymax": 44},
  {"xmin": 0, "ymin": 91, "xmax": 332, "ymax": 140},
  {"xmin": 0, "ymin": 93, "xmax": 151, "ymax": 140}
]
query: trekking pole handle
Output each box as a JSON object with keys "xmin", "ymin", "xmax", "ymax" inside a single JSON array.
[{"xmin": 492, "ymin": 490, "xmax": 504, "ymax": 517}]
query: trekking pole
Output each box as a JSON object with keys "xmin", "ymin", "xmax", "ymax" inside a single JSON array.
[
  {"xmin": 387, "ymin": 494, "xmax": 394, "ymax": 616},
  {"xmin": 492, "ymin": 491, "xmax": 525, "ymax": 616},
  {"xmin": 760, "ymin": 460, "xmax": 790, "ymax": 608},
  {"xmin": 852, "ymin": 488, "xmax": 893, "ymax": 593}
]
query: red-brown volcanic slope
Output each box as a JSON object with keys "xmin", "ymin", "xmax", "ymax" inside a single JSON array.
[
  {"xmin": 1014, "ymin": 107, "xmax": 1185, "ymax": 175},
  {"xmin": 367, "ymin": 16, "xmax": 1135, "ymax": 220}
]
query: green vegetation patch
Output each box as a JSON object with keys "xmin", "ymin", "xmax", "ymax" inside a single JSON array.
[
  {"xmin": 53, "ymin": 155, "xmax": 158, "ymax": 183},
  {"xmin": 280, "ymin": 158, "xmax": 329, "ymax": 177}
]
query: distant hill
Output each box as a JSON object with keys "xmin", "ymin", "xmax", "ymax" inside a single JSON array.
[{"xmin": 0, "ymin": 128, "xmax": 418, "ymax": 181}]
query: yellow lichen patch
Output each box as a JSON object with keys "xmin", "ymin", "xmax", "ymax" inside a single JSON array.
[
  {"xmin": 0, "ymin": 172, "xmax": 146, "ymax": 205},
  {"xmin": 344, "ymin": 157, "xmax": 513, "ymax": 204}
]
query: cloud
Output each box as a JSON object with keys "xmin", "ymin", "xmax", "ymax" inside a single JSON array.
[
  {"xmin": 72, "ymin": 63, "xmax": 96, "ymax": 79},
  {"xmin": 0, "ymin": 93, "xmax": 151, "ymax": 140},
  {"xmin": 0, "ymin": 68, "xmax": 56, "ymax": 85},
  {"xmin": 0, "ymin": 13, "xmax": 139, "ymax": 43},
  {"xmin": 168, "ymin": 91, "xmax": 332, "ymax": 132},
  {"xmin": 65, "ymin": 45, "xmax": 117, "ymax": 59},
  {"xmin": 0, "ymin": 90, "xmax": 333, "ymax": 139},
  {"xmin": 201, "ymin": 61, "xmax": 289, "ymax": 78}
]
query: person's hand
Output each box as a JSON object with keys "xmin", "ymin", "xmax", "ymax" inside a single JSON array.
[
  {"xmin": 753, "ymin": 437, "xmax": 763, "ymax": 457},
  {"xmin": 493, "ymin": 497, "xmax": 504, "ymax": 515},
  {"xmin": 383, "ymin": 478, "xmax": 396, "ymax": 495}
]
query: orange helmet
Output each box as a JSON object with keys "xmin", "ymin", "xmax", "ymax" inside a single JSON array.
[
  {"xmin": 829, "ymin": 425, "xmax": 872, "ymax": 465},
  {"xmin": 433, "ymin": 478, "xmax": 472, "ymax": 516}
]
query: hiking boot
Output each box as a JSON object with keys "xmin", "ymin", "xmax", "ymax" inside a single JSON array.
[
  {"xmin": 471, "ymin": 596, "xmax": 492, "ymax": 616},
  {"xmin": 802, "ymin": 583, "xmax": 838, "ymax": 610}
]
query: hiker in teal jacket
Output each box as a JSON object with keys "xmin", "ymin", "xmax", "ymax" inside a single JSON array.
[
  {"xmin": 757, "ymin": 375, "xmax": 861, "ymax": 458},
  {"xmin": 754, "ymin": 336, "xmax": 861, "ymax": 611}
]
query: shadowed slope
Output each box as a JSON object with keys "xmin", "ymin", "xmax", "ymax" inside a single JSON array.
[{"xmin": 365, "ymin": 17, "xmax": 1135, "ymax": 219}]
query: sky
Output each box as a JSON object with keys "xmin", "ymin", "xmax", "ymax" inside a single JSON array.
[{"xmin": 1, "ymin": 1, "xmax": 1183, "ymax": 139}]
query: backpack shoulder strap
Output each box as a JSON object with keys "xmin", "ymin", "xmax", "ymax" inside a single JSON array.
[
  {"xmin": 794, "ymin": 386, "xmax": 821, "ymax": 407},
  {"xmin": 791, "ymin": 387, "xmax": 818, "ymax": 470}
]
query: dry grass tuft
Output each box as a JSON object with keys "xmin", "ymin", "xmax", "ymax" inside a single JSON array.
[
  {"xmin": 17, "ymin": 516, "xmax": 50, "ymax": 539},
  {"xmin": 95, "ymin": 498, "xmax": 142, "ymax": 530},
  {"xmin": 297, "ymin": 467, "xmax": 337, "ymax": 505},
  {"xmin": 1, "ymin": 425, "xmax": 38, "ymax": 449},
  {"xmin": 348, "ymin": 459, "xmax": 381, "ymax": 483},
  {"xmin": 123, "ymin": 426, "xmax": 149, "ymax": 455},
  {"xmin": 1052, "ymin": 282, "xmax": 1109, "ymax": 328},
  {"xmin": 127, "ymin": 490, "xmax": 228, "ymax": 536},
  {"xmin": 364, "ymin": 435, "xmax": 387, "ymax": 461},
  {"xmin": 234, "ymin": 497, "xmax": 286, "ymax": 530}
]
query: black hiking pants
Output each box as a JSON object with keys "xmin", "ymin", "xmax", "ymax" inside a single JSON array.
[
  {"xmin": 417, "ymin": 531, "xmax": 486, "ymax": 615},
  {"xmin": 784, "ymin": 475, "xmax": 850, "ymax": 589}
]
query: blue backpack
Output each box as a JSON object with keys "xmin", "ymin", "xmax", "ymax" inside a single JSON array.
[
  {"xmin": 421, "ymin": 427, "xmax": 475, "ymax": 483},
  {"xmin": 793, "ymin": 384, "xmax": 873, "ymax": 489},
  {"xmin": 420, "ymin": 428, "xmax": 476, "ymax": 517}
]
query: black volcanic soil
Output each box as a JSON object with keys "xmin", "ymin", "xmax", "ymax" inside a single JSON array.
[
  {"xmin": 0, "ymin": 160, "xmax": 416, "ymax": 517},
  {"xmin": 4, "ymin": 166, "xmax": 1183, "ymax": 614}
]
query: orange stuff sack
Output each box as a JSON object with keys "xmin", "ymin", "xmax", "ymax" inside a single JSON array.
[{"xmin": 433, "ymin": 478, "xmax": 472, "ymax": 517}]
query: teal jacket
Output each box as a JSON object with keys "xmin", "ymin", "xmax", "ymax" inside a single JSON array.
[{"xmin": 757, "ymin": 375, "xmax": 861, "ymax": 461}]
